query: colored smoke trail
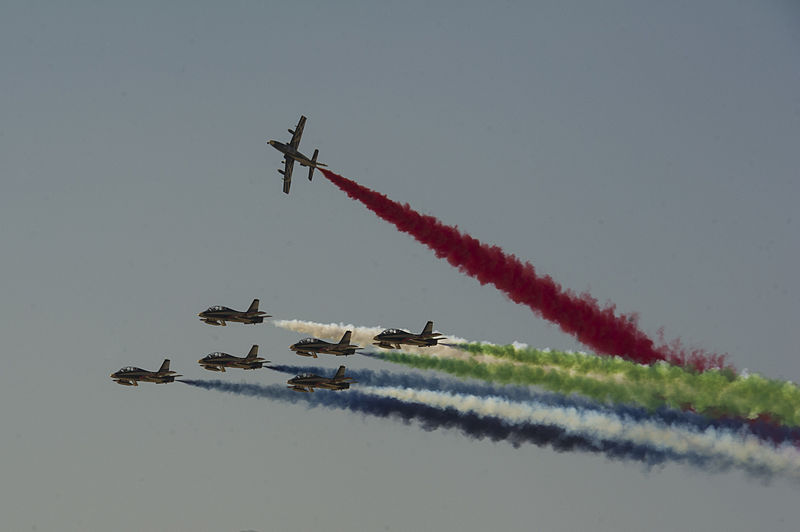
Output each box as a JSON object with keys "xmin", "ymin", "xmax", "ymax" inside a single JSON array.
[
  {"xmin": 275, "ymin": 318, "xmax": 618, "ymax": 371},
  {"xmin": 275, "ymin": 319, "xmax": 799, "ymax": 429},
  {"xmin": 178, "ymin": 379, "xmax": 678, "ymax": 466},
  {"xmin": 458, "ymin": 343, "xmax": 800, "ymax": 428},
  {"xmin": 319, "ymin": 168, "xmax": 726, "ymax": 371},
  {"xmin": 180, "ymin": 379, "xmax": 800, "ymax": 481},
  {"xmin": 369, "ymin": 351, "xmax": 800, "ymax": 428},
  {"xmin": 271, "ymin": 364, "xmax": 800, "ymax": 448},
  {"xmin": 361, "ymin": 385, "xmax": 800, "ymax": 480}
]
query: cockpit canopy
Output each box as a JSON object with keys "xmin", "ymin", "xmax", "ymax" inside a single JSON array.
[
  {"xmin": 205, "ymin": 306, "xmax": 229, "ymax": 313},
  {"xmin": 204, "ymin": 352, "xmax": 228, "ymax": 359},
  {"xmin": 379, "ymin": 328, "xmax": 405, "ymax": 335},
  {"xmin": 296, "ymin": 338, "xmax": 318, "ymax": 345},
  {"xmin": 119, "ymin": 366, "xmax": 140, "ymax": 373}
]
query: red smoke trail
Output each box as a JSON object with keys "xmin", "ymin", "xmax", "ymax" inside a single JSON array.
[{"xmin": 320, "ymin": 168, "xmax": 727, "ymax": 371}]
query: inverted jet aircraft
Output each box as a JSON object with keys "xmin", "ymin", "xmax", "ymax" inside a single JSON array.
[
  {"xmin": 267, "ymin": 115, "xmax": 327, "ymax": 194},
  {"xmin": 287, "ymin": 365, "xmax": 356, "ymax": 392},
  {"xmin": 373, "ymin": 321, "xmax": 446, "ymax": 350},
  {"xmin": 289, "ymin": 331, "xmax": 361, "ymax": 358},
  {"xmin": 198, "ymin": 299, "xmax": 271, "ymax": 326},
  {"xmin": 198, "ymin": 345, "xmax": 270, "ymax": 372},
  {"xmin": 110, "ymin": 359, "xmax": 181, "ymax": 386}
]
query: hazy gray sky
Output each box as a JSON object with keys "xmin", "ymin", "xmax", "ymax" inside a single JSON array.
[{"xmin": 2, "ymin": 1, "xmax": 798, "ymax": 530}]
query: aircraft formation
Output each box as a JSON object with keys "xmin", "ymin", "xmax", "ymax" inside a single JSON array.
[
  {"xmin": 107, "ymin": 115, "xmax": 440, "ymax": 388},
  {"xmin": 111, "ymin": 297, "xmax": 444, "ymax": 391},
  {"xmin": 109, "ymin": 115, "xmax": 445, "ymax": 390},
  {"xmin": 103, "ymin": 115, "xmax": 800, "ymax": 484}
]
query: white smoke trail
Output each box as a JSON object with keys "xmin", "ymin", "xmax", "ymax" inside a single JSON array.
[
  {"xmin": 273, "ymin": 319, "xmax": 625, "ymax": 378},
  {"xmin": 359, "ymin": 385, "xmax": 800, "ymax": 480},
  {"xmin": 273, "ymin": 319, "xmax": 484, "ymax": 361}
]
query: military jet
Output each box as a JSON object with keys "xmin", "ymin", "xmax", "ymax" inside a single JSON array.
[
  {"xmin": 373, "ymin": 321, "xmax": 446, "ymax": 350},
  {"xmin": 198, "ymin": 299, "xmax": 271, "ymax": 326},
  {"xmin": 266, "ymin": 115, "xmax": 327, "ymax": 194},
  {"xmin": 198, "ymin": 345, "xmax": 270, "ymax": 372},
  {"xmin": 110, "ymin": 359, "xmax": 181, "ymax": 386},
  {"xmin": 289, "ymin": 331, "xmax": 361, "ymax": 358},
  {"xmin": 287, "ymin": 365, "xmax": 356, "ymax": 392}
]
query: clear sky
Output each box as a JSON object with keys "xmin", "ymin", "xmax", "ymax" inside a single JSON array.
[{"xmin": 1, "ymin": 1, "xmax": 799, "ymax": 531}]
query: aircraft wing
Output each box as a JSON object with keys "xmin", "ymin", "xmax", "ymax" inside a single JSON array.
[
  {"xmin": 282, "ymin": 158, "xmax": 294, "ymax": 194},
  {"xmin": 289, "ymin": 116, "xmax": 306, "ymax": 149}
]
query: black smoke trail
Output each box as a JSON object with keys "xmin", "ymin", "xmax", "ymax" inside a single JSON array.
[{"xmin": 180, "ymin": 379, "xmax": 744, "ymax": 473}]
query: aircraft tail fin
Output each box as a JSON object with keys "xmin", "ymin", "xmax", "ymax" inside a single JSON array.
[
  {"xmin": 308, "ymin": 149, "xmax": 319, "ymax": 181},
  {"xmin": 421, "ymin": 321, "xmax": 434, "ymax": 336},
  {"xmin": 339, "ymin": 331, "xmax": 352, "ymax": 345},
  {"xmin": 247, "ymin": 299, "xmax": 260, "ymax": 313},
  {"xmin": 246, "ymin": 345, "xmax": 259, "ymax": 359},
  {"xmin": 158, "ymin": 359, "xmax": 171, "ymax": 373},
  {"xmin": 334, "ymin": 365, "xmax": 346, "ymax": 380}
]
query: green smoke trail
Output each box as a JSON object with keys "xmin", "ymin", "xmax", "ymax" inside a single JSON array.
[
  {"xmin": 456, "ymin": 343, "xmax": 800, "ymax": 425},
  {"xmin": 372, "ymin": 350, "xmax": 800, "ymax": 427},
  {"xmin": 456, "ymin": 342, "xmax": 671, "ymax": 375}
]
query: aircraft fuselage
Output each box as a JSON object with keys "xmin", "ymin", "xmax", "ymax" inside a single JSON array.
[
  {"xmin": 198, "ymin": 358, "xmax": 266, "ymax": 371},
  {"xmin": 289, "ymin": 343, "xmax": 359, "ymax": 358},
  {"xmin": 198, "ymin": 350, "xmax": 268, "ymax": 372},
  {"xmin": 197, "ymin": 312, "xmax": 266, "ymax": 325},
  {"xmin": 287, "ymin": 376, "xmax": 352, "ymax": 392},
  {"xmin": 268, "ymin": 141, "xmax": 319, "ymax": 168},
  {"xmin": 110, "ymin": 371, "xmax": 178, "ymax": 386},
  {"xmin": 373, "ymin": 334, "xmax": 441, "ymax": 350}
]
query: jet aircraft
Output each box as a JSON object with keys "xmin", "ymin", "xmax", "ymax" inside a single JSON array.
[
  {"xmin": 289, "ymin": 331, "xmax": 361, "ymax": 358},
  {"xmin": 110, "ymin": 359, "xmax": 181, "ymax": 386},
  {"xmin": 373, "ymin": 321, "xmax": 446, "ymax": 350},
  {"xmin": 198, "ymin": 345, "xmax": 269, "ymax": 372},
  {"xmin": 266, "ymin": 115, "xmax": 327, "ymax": 194},
  {"xmin": 287, "ymin": 365, "xmax": 355, "ymax": 393},
  {"xmin": 198, "ymin": 299, "xmax": 270, "ymax": 326}
]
